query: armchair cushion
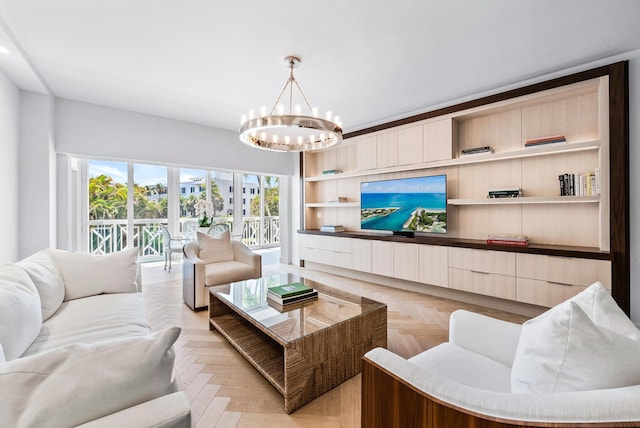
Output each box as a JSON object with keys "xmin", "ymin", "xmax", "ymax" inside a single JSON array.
[
  {"xmin": 47, "ymin": 247, "xmax": 139, "ymax": 301},
  {"xmin": 511, "ymin": 301, "xmax": 640, "ymax": 393},
  {"xmin": 197, "ymin": 231, "xmax": 233, "ymax": 264},
  {"xmin": 0, "ymin": 264, "xmax": 42, "ymax": 360},
  {"xmin": 17, "ymin": 250, "xmax": 65, "ymax": 321},
  {"xmin": 0, "ymin": 327, "xmax": 180, "ymax": 428},
  {"xmin": 409, "ymin": 342, "xmax": 512, "ymax": 392},
  {"xmin": 204, "ymin": 260, "xmax": 259, "ymax": 286}
]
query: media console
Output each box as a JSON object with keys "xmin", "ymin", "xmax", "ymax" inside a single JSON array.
[{"xmin": 299, "ymin": 62, "xmax": 629, "ymax": 313}]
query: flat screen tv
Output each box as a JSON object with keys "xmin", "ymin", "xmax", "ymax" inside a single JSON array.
[{"xmin": 360, "ymin": 174, "xmax": 447, "ymax": 234}]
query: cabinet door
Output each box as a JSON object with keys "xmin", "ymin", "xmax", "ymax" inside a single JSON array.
[
  {"xmin": 352, "ymin": 239, "xmax": 372, "ymax": 273},
  {"xmin": 423, "ymin": 119, "xmax": 453, "ymax": 162},
  {"xmin": 376, "ymin": 132, "xmax": 399, "ymax": 168},
  {"xmin": 448, "ymin": 247, "xmax": 515, "ymax": 276},
  {"xmin": 515, "ymin": 254, "xmax": 611, "ymax": 288},
  {"xmin": 516, "ymin": 278, "xmax": 587, "ymax": 307},
  {"xmin": 357, "ymin": 136, "xmax": 377, "ymax": 170},
  {"xmin": 419, "ymin": 245, "xmax": 448, "ymax": 287},
  {"xmin": 398, "ymin": 126, "xmax": 423, "ymax": 166},
  {"xmin": 393, "ymin": 242, "xmax": 419, "ymax": 282},
  {"xmin": 371, "ymin": 241, "xmax": 394, "ymax": 277},
  {"xmin": 449, "ymin": 268, "xmax": 516, "ymax": 300}
]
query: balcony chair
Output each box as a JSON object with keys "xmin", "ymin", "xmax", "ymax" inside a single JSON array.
[
  {"xmin": 182, "ymin": 230, "xmax": 261, "ymax": 310},
  {"xmin": 160, "ymin": 225, "xmax": 187, "ymax": 272},
  {"xmin": 182, "ymin": 220, "xmax": 199, "ymax": 241}
]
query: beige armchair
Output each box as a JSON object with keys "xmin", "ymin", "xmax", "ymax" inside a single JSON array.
[{"xmin": 182, "ymin": 232, "xmax": 261, "ymax": 310}]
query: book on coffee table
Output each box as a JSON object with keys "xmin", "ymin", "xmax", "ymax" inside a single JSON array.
[
  {"xmin": 268, "ymin": 282, "xmax": 313, "ymax": 299},
  {"xmin": 268, "ymin": 289, "xmax": 318, "ymax": 306}
]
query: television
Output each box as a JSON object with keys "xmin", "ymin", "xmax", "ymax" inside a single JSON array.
[{"xmin": 360, "ymin": 174, "xmax": 447, "ymax": 235}]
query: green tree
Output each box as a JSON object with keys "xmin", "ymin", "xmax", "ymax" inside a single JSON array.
[
  {"xmin": 88, "ymin": 175, "xmax": 128, "ymax": 219},
  {"xmin": 250, "ymin": 176, "xmax": 279, "ymax": 217}
]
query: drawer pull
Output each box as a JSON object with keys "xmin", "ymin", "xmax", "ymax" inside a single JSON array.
[
  {"xmin": 470, "ymin": 270, "xmax": 490, "ymax": 275},
  {"xmin": 547, "ymin": 280, "xmax": 574, "ymax": 287}
]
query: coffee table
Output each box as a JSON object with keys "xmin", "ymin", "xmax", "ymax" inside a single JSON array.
[{"xmin": 208, "ymin": 273, "xmax": 387, "ymax": 413}]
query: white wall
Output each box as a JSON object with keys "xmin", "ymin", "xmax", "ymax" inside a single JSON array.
[
  {"xmin": 18, "ymin": 91, "xmax": 56, "ymax": 258},
  {"xmin": 54, "ymin": 98, "xmax": 296, "ymax": 176},
  {"xmin": 0, "ymin": 69, "xmax": 20, "ymax": 263}
]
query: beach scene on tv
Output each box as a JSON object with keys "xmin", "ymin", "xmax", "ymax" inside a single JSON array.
[{"xmin": 360, "ymin": 175, "xmax": 447, "ymax": 234}]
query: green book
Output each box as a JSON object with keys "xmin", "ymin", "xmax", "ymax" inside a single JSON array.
[{"xmin": 267, "ymin": 282, "xmax": 312, "ymax": 299}]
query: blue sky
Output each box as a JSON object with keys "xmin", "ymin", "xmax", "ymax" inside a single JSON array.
[{"xmin": 361, "ymin": 174, "xmax": 446, "ymax": 194}]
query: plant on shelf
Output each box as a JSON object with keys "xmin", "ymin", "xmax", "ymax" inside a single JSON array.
[{"xmin": 194, "ymin": 200, "xmax": 214, "ymax": 227}]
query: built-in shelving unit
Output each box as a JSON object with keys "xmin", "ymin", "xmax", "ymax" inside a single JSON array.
[{"xmin": 298, "ymin": 62, "xmax": 629, "ymax": 314}]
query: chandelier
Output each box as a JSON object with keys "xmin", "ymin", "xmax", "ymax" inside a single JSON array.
[{"xmin": 239, "ymin": 56, "xmax": 343, "ymax": 152}]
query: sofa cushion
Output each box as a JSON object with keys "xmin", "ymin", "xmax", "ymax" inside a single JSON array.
[
  {"xmin": 409, "ymin": 342, "xmax": 512, "ymax": 393},
  {"xmin": 23, "ymin": 292, "xmax": 150, "ymax": 357},
  {"xmin": 16, "ymin": 250, "xmax": 65, "ymax": 321},
  {"xmin": 0, "ymin": 264, "xmax": 42, "ymax": 360},
  {"xmin": 204, "ymin": 260, "xmax": 257, "ymax": 286},
  {"xmin": 511, "ymin": 302, "xmax": 640, "ymax": 393},
  {"xmin": 198, "ymin": 231, "xmax": 234, "ymax": 264},
  {"xmin": 47, "ymin": 247, "xmax": 139, "ymax": 301},
  {"xmin": 0, "ymin": 327, "xmax": 180, "ymax": 428}
]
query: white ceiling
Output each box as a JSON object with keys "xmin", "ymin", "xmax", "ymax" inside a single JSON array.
[{"xmin": 1, "ymin": 0, "xmax": 639, "ymax": 134}]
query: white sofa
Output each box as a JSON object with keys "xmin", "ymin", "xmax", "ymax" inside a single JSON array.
[
  {"xmin": 0, "ymin": 248, "xmax": 191, "ymax": 428},
  {"xmin": 362, "ymin": 282, "xmax": 640, "ymax": 427}
]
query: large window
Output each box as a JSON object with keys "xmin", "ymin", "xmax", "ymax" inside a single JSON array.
[{"xmin": 85, "ymin": 160, "xmax": 281, "ymax": 258}]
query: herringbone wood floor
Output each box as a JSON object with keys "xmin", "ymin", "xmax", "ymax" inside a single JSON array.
[{"xmin": 141, "ymin": 256, "xmax": 529, "ymax": 428}]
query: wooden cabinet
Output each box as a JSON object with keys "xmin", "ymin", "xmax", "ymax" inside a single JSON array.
[
  {"xmin": 300, "ymin": 63, "xmax": 627, "ymax": 312},
  {"xmin": 448, "ymin": 248, "xmax": 516, "ymax": 300},
  {"xmin": 515, "ymin": 253, "xmax": 611, "ymax": 307}
]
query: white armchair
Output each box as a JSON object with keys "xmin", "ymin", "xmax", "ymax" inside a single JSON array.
[
  {"xmin": 182, "ymin": 232, "xmax": 261, "ymax": 310},
  {"xmin": 362, "ymin": 282, "xmax": 640, "ymax": 427}
]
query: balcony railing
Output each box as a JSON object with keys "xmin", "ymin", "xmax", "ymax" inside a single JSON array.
[{"xmin": 88, "ymin": 216, "xmax": 280, "ymax": 256}]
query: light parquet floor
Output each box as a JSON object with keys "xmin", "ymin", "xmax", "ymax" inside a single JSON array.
[{"xmin": 141, "ymin": 254, "xmax": 529, "ymax": 428}]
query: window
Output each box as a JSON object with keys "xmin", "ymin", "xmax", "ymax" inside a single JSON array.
[
  {"xmin": 190, "ymin": 186, "xmax": 195, "ymax": 193},
  {"xmin": 181, "ymin": 188, "xmax": 185, "ymax": 194},
  {"xmin": 229, "ymin": 197, "xmax": 233, "ymax": 204},
  {"xmin": 250, "ymin": 188, "xmax": 256, "ymax": 195},
  {"xmin": 243, "ymin": 187, "xmax": 246, "ymax": 193},
  {"xmin": 229, "ymin": 186, "xmax": 233, "ymax": 192},
  {"xmin": 243, "ymin": 198, "xmax": 246, "ymax": 204}
]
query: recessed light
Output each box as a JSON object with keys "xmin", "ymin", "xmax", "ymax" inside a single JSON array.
[{"xmin": 0, "ymin": 46, "xmax": 9, "ymax": 55}]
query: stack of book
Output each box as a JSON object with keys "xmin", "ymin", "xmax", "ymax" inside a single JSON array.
[
  {"xmin": 486, "ymin": 234, "xmax": 529, "ymax": 247},
  {"xmin": 322, "ymin": 169, "xmax": 343, "ymax": 175},
  {"xmin": 525, "ymin": 135, "xmax": 566, "ymax": 148},
  {"xmin": 320, "ymin": 224, "xmax": 345, "ymax": 232},
  {"xmin": 461, "ymin": 146, "xmax": 494, "ymax": 156},
  {"xmin": 267, "ymin": 282, "xmax": 318, "ymax": 310},
  {"xmin": 487, "ymin": 188, "xmax": 522, "ymax": 198},
  {"xmin": 559, "ymin": 169, "xmax": 599, "ymax": 196}
]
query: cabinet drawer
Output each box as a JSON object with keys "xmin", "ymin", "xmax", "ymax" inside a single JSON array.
[
  {"xmin": 449, "ymin": 268, "xmax": 516, "ymax": 300},
  {"xmin": 516, "ymin": 278, "xmax": 587, "ymax": 307},
  {"xmin": 448, "ymin": 248, "xmax": 515, "ymax": 276},
  {"xmin": 516, "ymin": 254, "xmax": 611, "ymax": 289}
]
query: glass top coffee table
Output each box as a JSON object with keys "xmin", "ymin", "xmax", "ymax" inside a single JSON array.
[{"xmin": 208, "ymin": 273, "xmax": 387, "ymax": 413}]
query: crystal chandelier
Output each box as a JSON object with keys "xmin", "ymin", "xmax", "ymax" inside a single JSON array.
[{"xmin": 239, "ymin": 56, "xmax": 343, "ymax": 152}]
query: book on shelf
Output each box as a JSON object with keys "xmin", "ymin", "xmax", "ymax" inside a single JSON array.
[
  {"xmin": 327, "ymin": 197, "xmax": 348, "ymax": 203},
  {"xmin": 558, "ymin": 170, "xmax": 599, "ymax": 196},
  {"xmin": 322, "ymin": 169, "xmax": 343, "ymax": 175},
  {"xmin": 487, "ymin": 188, "xmax": 522, "ymax": 198},
  {"xmin": 525, "ymin": 135, "xmax": 567, "ymax": 147},
  {"xmin": 486, "ymin": 234, "xmax": 529, "ymax": 246},
  {"xmin": 267, "ymin": 289, "xmax": 319, "ymax": 306},
  {"xmin": 267, "ymin": 282, "xmax": 313, "ymax": 299},
  {"xmin": 320, "ymin": 224, "xmax": 345, "ymax": 232},
  {"xmin": 461, "ymin": 146, "xmax": 494, "ymax": 156}
]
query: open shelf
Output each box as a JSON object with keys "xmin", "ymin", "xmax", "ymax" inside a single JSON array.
[
  {"xmin": 304, "ymin": 140, "xmax": 600, "ymax": 182},
  {"xmin": 448, "ymin": 195, "xmax": 599, "ymax": 206},
  {"xmin": 305, "ymin": 202, "xmax": 360, "ymax": 208}
]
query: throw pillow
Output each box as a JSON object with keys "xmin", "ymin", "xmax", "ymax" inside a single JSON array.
[
  {"xmin": 0, "ymin": 327, "xmax": 180, "ymax": 428},
  {"xmin": 0, "ymin": 342, "xmax": 5, "ymax": 363},
  {"xmin": 47, "ymin": 247, "xmax": 139, "ymax": 301},
  {"xmin": 197, "ymin": 231, "xmax": 234, "ymax": 264},
  {"xmin": 16, "ymin": 250, "xmax": 66, "ymax": 321},
  {"xmin": 569, "ymin": 281, "xmax": 639, "ymax": 340},
  {"xmin": 0, "ymin": 264, "xmax": 42, "ymax": 361},
  {"xmin": 511, "ymin": 302, "xmax": 640, "ymax": 393}
]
